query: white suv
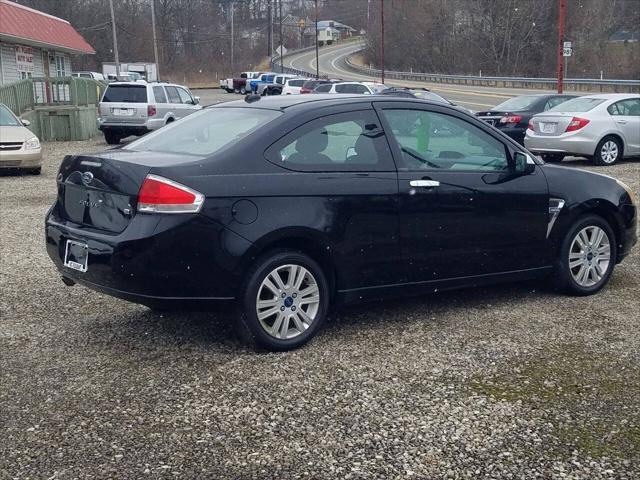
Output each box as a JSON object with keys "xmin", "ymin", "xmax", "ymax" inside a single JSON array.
[
  {"xmin": 98, "ymin": 82, "xmax": 201, "ymax": 144},
  {"xmin": 313, "ymin": 81, "xmax": 386, "ymax": 95}
]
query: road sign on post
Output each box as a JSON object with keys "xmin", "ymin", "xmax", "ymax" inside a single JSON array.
[{"xmin": 563, "ymin": 47, "xmax": 573, "ymax": 57}]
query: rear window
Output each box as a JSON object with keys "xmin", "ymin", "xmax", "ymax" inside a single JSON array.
[
  {"xmin": 549, "ymin": 97, "xmax": 606, "ymax": 112},
  {"xmin": 493, "ymin": 96, "xmax": 540, "ymax": 112},
  {"xmin": 289, "ymin": 79, "xmax": 305, "ymax": 87},
  {"xmin": 102, "ymin": 85, "xmax": 147, "ymax": 103},
  {"xmin": 303, "ymin": 80, "xmax": 321, "ymax": 89},
  {"xmin": 124, "ymin": 107, "xmax": 281, "ymax": 156}
]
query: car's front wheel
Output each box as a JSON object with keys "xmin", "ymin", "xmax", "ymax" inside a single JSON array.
[
  {"xmin": 237, "ymin": 251, "xmax": 329, "ymax": 350},
  {"xmin": 555, "ymin": 215, "xmax": 616, "ymax": 295},
  {"xmin": 593, "ymin": 136, "xmax": 622, "ymax": 165},
  {"xmin": 104, "ymin": 131, "xmax": 121, "ymax": 145}
]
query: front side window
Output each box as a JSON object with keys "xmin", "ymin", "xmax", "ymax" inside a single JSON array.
[
  {"xmin": 177, "ymin": 87, "xmax": 194, "ymax": 104},
  {"xmin": 380, "ymin": 109, "xmax": 508, "ymax": 172},
  {"xmin": 608, "ymin": 99, "xmax": 640, "ymax": 116},
  {"xmin": 266, "ymin": 110, "xmax": 392, "ymax": 172}
]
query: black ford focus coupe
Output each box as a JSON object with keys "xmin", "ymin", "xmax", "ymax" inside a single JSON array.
[{"xmin": 45, "ymin": 95, "xmax": 637, "ymax": 350}]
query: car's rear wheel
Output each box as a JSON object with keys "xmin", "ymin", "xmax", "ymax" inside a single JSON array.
[
  {"xmin": 104, "ymin": 131, "xmax": 121, "ymax": 145},
  {"xmin": 555, "ymin": 215, "xmax": 616, "ymax": 295},
  {"xmin": 541, "ymin": 153, "xmax": 565, "ymax": 163},
  {"xmin": 593, "ymin": 136, "xmax": 622, "ymax": 165},
  {"xmin": 237, "ymin": 251, "xmax": 329, "ymax": 350}
]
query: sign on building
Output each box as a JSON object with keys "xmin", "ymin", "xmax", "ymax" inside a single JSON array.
[{"xmin": 15, "ymin": 46, "xmax": 34, "ymax": 74}]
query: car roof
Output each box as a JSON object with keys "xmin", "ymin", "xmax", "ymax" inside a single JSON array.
[
  {"xmin": 212, "ymin": 94, "xmax": 464, "ymax": 112},
  {"xmin": 578, "ymin": 93, "xmax": 640, "ymax": 99}
]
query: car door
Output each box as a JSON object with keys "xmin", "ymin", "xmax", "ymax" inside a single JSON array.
[
  {"xmin": 164, "ymin": 86, "xmax": 183, "ymax": 118},
  {"xmin": 176, "ymin": 87, "xmax": 200, "ymax": 117},
  {"xmin": 264, "ymin": 107, "xmax": 402, "ymax": 295},
  {"xmin": 375, "ymin": 101, "xmax": 550, "ymax": 284},
  {"xmin": 608, "ymin": 98, "xmax": 640, "ymax": 154},
  {"xmin": 152, "ymin": 85, "xmax": 170, "ymax": 121}
]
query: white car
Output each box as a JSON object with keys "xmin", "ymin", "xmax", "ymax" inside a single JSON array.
[
  {"xmin": 72, "ymin": 71, "xmax": 105, "ymax": 81},
  {"xmin": 525, "ymin": 94, "xmax": 640, "ymax": 165},
  {"xmin": 281, "ymin": 78, "xmax": 312, "ymax": 95},
  {"xmin": 313, "ymin": 81, "xmax": 386, "ymax": 95}
]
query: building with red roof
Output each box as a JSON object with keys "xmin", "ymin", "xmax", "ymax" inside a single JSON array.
[{"xmin": 0, "ymin": 0, "xmax": 95, "ymax": 85}]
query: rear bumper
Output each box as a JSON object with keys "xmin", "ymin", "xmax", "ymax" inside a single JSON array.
[
  {"xmin": 0, "ymin": 149, "xmax": 42, "ymax": 168},
  {"xmin": 525, "ymin": 131, "xmax": 596, "ymax": 157},
  {"xmin": 45, "ymin": 204, "xmax": 253, "ymax": 307}
]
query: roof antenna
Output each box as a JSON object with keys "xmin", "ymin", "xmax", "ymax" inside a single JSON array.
[{"xmin": 245, "ymin": 93, "xmax": 261, "ymax": 103}]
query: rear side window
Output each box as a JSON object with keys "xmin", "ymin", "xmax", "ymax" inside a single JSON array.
[
  {"xmin": 289, "ymin": 79, "xmax": 305, "ymax": 87},
  {"xmin": 102, "ymin": 85, "xmax": 147, "ymax": 103},
  {"xmin": 125, "ymin": 107, "xmax": 281, "ymax": 156},
  {"xmin": 153, "ymin": 86, "xmax": 167, "ymax": 103},
  {"xmin": 265, "ymin": 110, "xmax": 393, "ymax": 172},
  {"xmin": 315, "ymin": 84, "xmax": 332, "ymax": 93},
  {"xmin": 608, "ymin": 99, "xmax": 640, "ymax": 116},
  {"xmin": 549, "ymin": 97, "xmax": 605, "ymax": 112},
  {"xmin": 165, "ymin": 86, "xmax": 181, "ymax": 103},
  {"xmin": 335, "ymin": 84, "xmax": 352, "ymax": 94}
]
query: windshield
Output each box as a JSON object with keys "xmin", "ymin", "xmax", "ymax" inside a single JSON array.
[
  {"xmin": 102, "ymin": 85, "xmax": 147, "ymax": 103},
  {"xmin": 0, "ymin": 104, "xmax": 21, "ymax": 126},
  {"xmin": 548, "ymin": 97, "xmax": 605, "ymax": 112},
  {"xmin": 493, "ymin": 96, "xmax": 540, "ymax": 111},
  {"xmin": 125, "ymin": 107, "xmax": 282, "ymax": 156}
]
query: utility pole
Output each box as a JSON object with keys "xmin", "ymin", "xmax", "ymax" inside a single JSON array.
[
  {"xmin": 380, "ymin": 0, "xmax": 385, "ymax": 84},
  {"xmin": 150, "ymin": 0, "xmax": 160, "ymax": 80},
  {"xmin": 109, "ymin": 0, "xmax": 120, "ymax": 78},
  {"xmin": 315, "ymin": 0, "xmax": 319, "ymax": 79},
  {"xmin": 556, "ymin": 0, "xmax": 566, "ymax": 93},
  {"xmin": 279, "ymin": 0, "xmax": 283, "ymax": 73},
  {"xmin": 230, "ymin": 1, "xmax": 234, "ymax": 74},
  {"xmin": 267, "ymin": 0, "xmax": 272, "ymax": 58}
]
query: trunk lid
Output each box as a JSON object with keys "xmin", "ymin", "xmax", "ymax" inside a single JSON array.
[
  {"xmin": 100, "ymin": 84, "xmax": 148, "ymax": 125},
  {"xmin": 529, "ymin": 112, "xmax": 575, "ymax": 136},
  {"xmin": 56, "ymin": 150, "xmax": 197, "ymax": 233}
]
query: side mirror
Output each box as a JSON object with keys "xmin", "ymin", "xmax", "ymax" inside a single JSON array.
[
  {"xmin": 21, "ymin": 119, "xmax": 31, "ymax": 127},
  {"xmin": 194, "ymin": 96, "xmax": 200, "ymax": 104},
  {"xmin": 513, "ymin": 151, "xmax": 536, "ymax": 175}
]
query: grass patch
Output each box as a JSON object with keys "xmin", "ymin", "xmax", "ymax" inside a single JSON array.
[{"xmin": 470, "ymin": 345, "xmax": 640, "ymax": 459}]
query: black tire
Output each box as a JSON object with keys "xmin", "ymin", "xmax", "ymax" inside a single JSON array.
[
  {"xmin": 237, "ymin": 251, "xmax": 330, "ymax": 351},
  {"xmin": 24, "ymin": 166, "xmax": 41, "ymax": 175},
  {"xmin": 593, "ymin": 136, "xmax": 622, "ymax": 166},
  {"xmin": 165, "ymin": 118, "xmax": 174, "ymax": 125},
  {"xmin": 541, "ymin": 153, "xmax": 565, "ymax": 163},
  {"xmin": 225, "ymin": 88, "xmax": 234, "ymax": 93},
  {"xmin": 104, "ymin": 131, "xmax": 121, "ymax": 145},
  {"xmin": 555, "ymin": 215, "xmax": 617, "ymax": 296},
  {"xmin": 240, "ymin": 87, "xmax": 247, "ymax": 95}
]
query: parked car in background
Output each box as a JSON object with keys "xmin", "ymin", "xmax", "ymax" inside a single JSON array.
[
  {"xmin": 249, "ymin": 73, "xmax": 277, "ymax": 94},
  {"xmin": 313, "ymin": 81, "xmax": 385, "ymax": 94},
  {"xmin": 106, "ymin": 72, "xmax": 144, "ymax": 82},
  {"xmin": 46, "ymin": 95, "xmax": 637, "ymax": 351},
  {"xmin": 256, "ymin": 74, "xmax": 299, "ymax": 95},
  {"xmin": 98, "ymin": 82, "xmax": 201, "ymax": 144},
  {"xmin": 0, "ymin": 103, "xmax": 42, "ymax": 174},
  {"xmin": 281, "ymin": 78, "xmax": 312, "ymax": 95},
  {"xmin": 72, "ymin": 71, "xmax": 105, "ymax": 81},
  {"xmin": 525, "ymin": 94, "xmax": 640, "ymax": 165},
  {"xmin": 476, "ymin": 94, "xmax": 577, "ymax": 148},
  {"xmin": 300, "ymin": 79, "xmax": 337, "ymax": 94},
  {"xmin": 220, "ymin": 71, "xmax": 261, "ymax": 94},
  {"xmin": 377, "ymin": 87, "xmax": 474, "ymax": 114}
]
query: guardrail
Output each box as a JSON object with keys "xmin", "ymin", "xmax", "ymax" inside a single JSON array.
[{"xmin": 344, "ymin": 51, "xmax": 640, "ymax": 93}]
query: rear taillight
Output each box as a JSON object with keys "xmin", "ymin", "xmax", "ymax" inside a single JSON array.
[
  {"xmin": 137, "ymin": 175, "xmax": 204, "ymax": 214},
  {"xmin": 499, "ymin": 114, "xmax": 522, "ymax": 124},
  {"xmin": 527, "ymin": 121, "xmax": 534, "ymax": 131},
  {"xmin": 565, "ymin": 117, "xmax": 590, "ymax": 132},
  {"xmin": 300, "ymin": 88, "xmax": 311, "ymax": 94},
  {"xmin": 147, "ymin": 105, "xmax": 157, "ymax": 117}
]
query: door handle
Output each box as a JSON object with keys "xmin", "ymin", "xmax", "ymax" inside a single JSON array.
[
  {"xmin": 616, "ymin": 120, "xmax": 627, "ymax": 125},
  {"xmin": 410, "ymin": 180, "xmax": 440, "ymax": 188}
]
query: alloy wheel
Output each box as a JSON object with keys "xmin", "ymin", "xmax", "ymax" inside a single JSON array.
[
  {"xmin": 600, "ymin": 141, "xmax": 619, "ymax": 164},
  {"xmin": 256, "ymin": 264, "xmax": 321, "ymax": 339},
  {"xmin": 568, "ymin": 226, "xmax": 611, "ymax": 288}
]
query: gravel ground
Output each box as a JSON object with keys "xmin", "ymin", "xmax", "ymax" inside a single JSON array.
[{"xmin": 1, "ymin": 138, "xmax": 639, "ymax": 479}]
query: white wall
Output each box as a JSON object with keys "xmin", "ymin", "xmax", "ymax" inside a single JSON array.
[{"xmin": 0, "ymin": 42, "xmax": 71, "ymax": 85}]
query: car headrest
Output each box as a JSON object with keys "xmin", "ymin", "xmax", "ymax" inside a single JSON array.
[{"xmin": 295, "ymin": 129, "xmax": 329, "ymax": 154}]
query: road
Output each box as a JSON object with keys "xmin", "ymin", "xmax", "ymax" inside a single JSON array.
[{"xmin": 283, "ymin": 40, "xmax": 562, "ymax": 110}]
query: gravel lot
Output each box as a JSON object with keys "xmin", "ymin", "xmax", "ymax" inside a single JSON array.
[{"xmin": 1, "ymin": 135, "xmax": 638, "ymax": 479}]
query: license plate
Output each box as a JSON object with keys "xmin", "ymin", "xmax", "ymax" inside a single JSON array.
[
  {"xmin": 64, "ymin": 240, "xmax": 88, "ymax": 272},
  {"xmin": 541, "ymin": 122, "xmax": 557, "ymax": 133},
  {"xmin": 113, "ymin": 108, "xmax": 133, "ymax": 116}
]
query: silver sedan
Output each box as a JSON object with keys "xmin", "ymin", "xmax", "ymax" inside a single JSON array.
[{"xmin": 524, "ymin": 93, "xmax": 640, "ymax": 165}]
